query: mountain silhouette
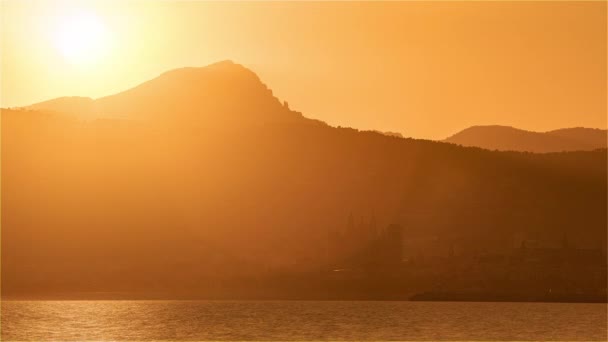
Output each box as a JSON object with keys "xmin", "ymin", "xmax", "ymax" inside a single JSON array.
[
  {"xmin": 27, "ymin": 60, "xmax": 321, "ymax": 127},
  {"xmin": 444, "ymin": 125, "xmax": 607, "ymax": 153},
  {"xmin": 545, "ymin": 127, "xmax": 608, "ymax": 149},
  {"xmin": 3, "ymin": 61, "xmax": 606, "ymax": 299}
]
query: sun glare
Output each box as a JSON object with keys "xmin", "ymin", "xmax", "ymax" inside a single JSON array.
[{"xmin": 53, "ymin": 9, "xmax": 109, "ymax": 65}]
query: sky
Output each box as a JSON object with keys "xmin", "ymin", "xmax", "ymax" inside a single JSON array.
[{"xmin": 1, "ymin": 1, "xmax": 606, "ymax": 139}]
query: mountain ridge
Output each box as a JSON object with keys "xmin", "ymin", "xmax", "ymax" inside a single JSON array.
[
  {"xmin": 444, "ymin": 125, "xmax": 607, "ymax": 153},
  {"xmin": 22, "ymin": 63, "xmax": 605, "ymax": 149},
  {"xmin": 23, "ymin": 60, "xmax": 318, "ymax": 126}
]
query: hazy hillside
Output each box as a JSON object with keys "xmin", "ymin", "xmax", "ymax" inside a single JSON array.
[
  {"xmin": 25, "ymin": 96, "xmax": 95, "ymax": 117},
  {"xmin": 546, "ymin": 127, "xmax": 608, "ymax": 149},
  {"xmin": 2, "ymin": 61, "xmax": 606, "ymax": 298},
  {"xmin": 444, "ymin": 125, "xmax": 607, "ymax": 153}
]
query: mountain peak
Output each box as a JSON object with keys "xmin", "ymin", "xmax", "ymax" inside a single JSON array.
[
  {"xmin": 207, "ymin": 59, "xmax": 238, "ymax": 68},
  {"xmin": 158, "ymin": 60, "xmax": 250, "ymax": 78},
  {"xmin": 25, "ymin": 60, "xmax": 314, "ymax": 126}
]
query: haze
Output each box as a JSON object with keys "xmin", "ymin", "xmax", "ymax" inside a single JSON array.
[
  {"xmin": 2, "ymin": 2, "xmax": 608, "ymax": 339},
  {"xmin": 2, "ymin": 0, "xmax": 606, "ymax": 139}
]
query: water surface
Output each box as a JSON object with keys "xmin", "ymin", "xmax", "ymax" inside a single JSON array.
[{"xmin": 2, "ymin": 300, "xmax": 606, "ymax": 341}]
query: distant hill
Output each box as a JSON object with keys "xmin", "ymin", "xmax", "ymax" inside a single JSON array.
[
  {"xmin": 2, "ymin": 61, "xmax": 606, "ymax": 299},
  {"xmin": 444, "ymin": 125, "xmax": 607, "ymax": 153},
  {"xmin": 546, "ymin": 127, "xmax": 608, "ymax": 149},
  {"xmin": 372, "ymin": 130, "xmax": 404, "ymax": 138}
]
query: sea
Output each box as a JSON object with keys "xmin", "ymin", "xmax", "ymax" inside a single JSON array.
[{"xmin": 1, "ymin": 300, "xmax": 606, "ymax": 341}]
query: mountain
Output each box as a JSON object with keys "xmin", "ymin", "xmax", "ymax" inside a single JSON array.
[
  {"xmin": 2, "ymin": 61, "xmax": 606, "ymax": 299},
  {"xmin": 546, "ymin": 127, "xmax": 608, "ymax": 149},
  {"xmin": 444, "ymin": 125, "xmax": 607, "ymax": 153},
  {"xmin": 26, "ymin": 60, "xmax": 321, "ymax": 126}
]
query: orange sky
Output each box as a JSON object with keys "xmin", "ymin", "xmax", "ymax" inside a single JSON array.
[{"xmin": 1, "ymin": 1, "xmax": 606, "ymax": 139}]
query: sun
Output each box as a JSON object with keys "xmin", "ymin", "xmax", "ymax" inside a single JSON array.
[{"xmin": 53, "ymin": 9, "xmax": 109, "ymax": 65}]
